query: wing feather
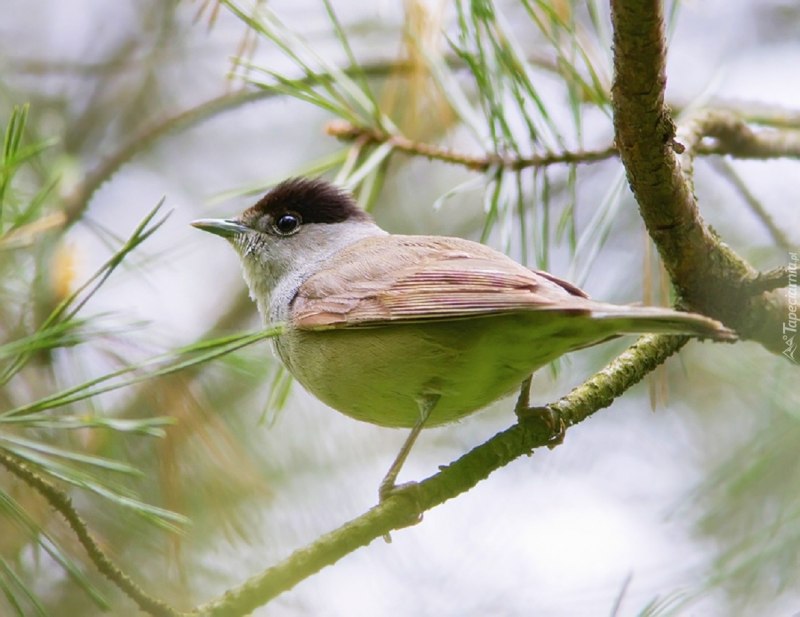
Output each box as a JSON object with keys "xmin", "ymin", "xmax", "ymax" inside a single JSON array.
[{"xmin": 291, "ymin": 235, "xmax": 590, "ymax": 328}]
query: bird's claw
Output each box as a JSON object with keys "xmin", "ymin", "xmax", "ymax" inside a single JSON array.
[{"xmin": 517, "ymin": 405, "xmax": 565, "ymax": 448}]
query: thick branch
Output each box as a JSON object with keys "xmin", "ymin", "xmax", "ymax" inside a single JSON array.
[
  {"xmin": 192, "ymin": 334, "xmax": 687, "ymax": 617},
  {"xmin": 610, "ymin": 0, "xmax": 792, "ymax": 356}
]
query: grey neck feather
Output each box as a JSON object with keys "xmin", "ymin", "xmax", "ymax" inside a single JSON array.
[{"xmin": 233, "ymin": 220, "xmax": 387, "ymax": 324}]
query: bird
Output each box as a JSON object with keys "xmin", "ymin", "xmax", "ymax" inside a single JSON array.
[{"xmin": 192, "ymin": 177, "xmax": 734, "ymax": 495}]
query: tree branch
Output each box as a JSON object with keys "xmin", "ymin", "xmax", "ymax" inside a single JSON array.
[
  {"xmin": 58, "ymin": 59, "xmax": 433, "ymax": 227},
  {"xmin": 61, "ymin": 90, "xmax": 270, "ymax": 227},
  {"xmin": 325, "ymin": 120, "xmax": 618, "ymax": 171},
  {"xmin": 0, "ymin": 450, "xmax": 178, "ymax": 617},
  {"xmin": 610, "ymin": 0, "xmax": 793, "ymax": 357},
  {"xmin": 746, "ymin": 266, "xmax": 794, "ymax": 294},
  {"xmin": 191, "ymin": 333, "xmax": 688, "ymax": 617},
  {"xmin": 693, "ymin": 110, "xmax": 800, "ymax": 160},
  {"xmin": 707, "ymin": 99, "xmax": 800, "ymax": 130}
]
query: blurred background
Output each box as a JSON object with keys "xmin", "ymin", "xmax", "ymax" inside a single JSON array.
[{"xmin": 0, "ymin": 0, "xmax": 798, "ymax": 615}]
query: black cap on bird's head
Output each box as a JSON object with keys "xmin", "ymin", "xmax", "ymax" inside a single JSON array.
[
  {"xmin": 245, "ymin": 177, "xmax": 370, "ymax": 225},
  {"xmin": 191, "ymin": 177, "xmax": 371, "ymax": 239}
]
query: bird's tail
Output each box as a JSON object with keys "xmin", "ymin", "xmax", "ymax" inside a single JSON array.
[{"xmin": 586, "ymin": 303, "xmax": 736, "ymax": 341}]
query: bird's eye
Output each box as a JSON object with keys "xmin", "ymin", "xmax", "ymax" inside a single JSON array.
[{"xmin": 272, "ymin": 212, "xmax": 302, "ymax": 236}]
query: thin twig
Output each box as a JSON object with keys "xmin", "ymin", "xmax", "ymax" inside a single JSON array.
[
  {"xmin": 58, "ymin": 59, "xmax": 426, "ymax": 227},
  {"xmin": 709, "ymin": 100, "xmax": 800, "ymax": 129},
  {"xmin": 693, "ymin": 109, "xmax": 800, "ymax": 160},
  {"xmin": 746, "ymin": 266, "xmax": 793, "ymax": 294},
  {"xmin": 327, "ymin": 111, "xmax": 800, "ymax": 176},
  {"xmin": 325, "ymin": 120, "xmax": 618, "ymax": 171},
  {"xmin": 0, "ymin": 450, "xmax": 179, "ymax": 617}
]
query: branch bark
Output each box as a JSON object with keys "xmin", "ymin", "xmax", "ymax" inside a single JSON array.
[{"xmin": 610, "ymin": 0, "xmax": 793, "ymax": 357}]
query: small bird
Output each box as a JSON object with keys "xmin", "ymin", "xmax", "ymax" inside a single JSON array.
[{"xmin": 193, "ymin": 177, "xmax": 733, "ymax": 494}]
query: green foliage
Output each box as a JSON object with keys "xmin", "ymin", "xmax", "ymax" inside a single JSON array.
[{"xmin": 0, "ymin": 106, "xmax": 283, "ymax": 612}]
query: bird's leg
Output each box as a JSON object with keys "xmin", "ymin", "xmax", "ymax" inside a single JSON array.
[
  {"xmin": 514, "ymin": 375, "xmax": 533, "ymax": 417},
  {"xmin": 514, "ymin": 375, "xmax": 565, "ymax": 447},
  {"xmin": 379, "ymin": 394, "xmax": 439, "ymax": 502}
]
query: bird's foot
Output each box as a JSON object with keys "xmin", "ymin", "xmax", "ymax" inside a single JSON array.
[
  {"xmin": 516, "ymin": 405, "xmax": 565, "ymax": 448},
  {"xmin": 378, "ymin": 480, "xmax": 423, "ymax": 541}
]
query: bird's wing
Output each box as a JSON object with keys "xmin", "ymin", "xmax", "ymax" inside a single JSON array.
[{"xmin": 291, "ymin": 235, "xmax": 591, "ymax": 329}]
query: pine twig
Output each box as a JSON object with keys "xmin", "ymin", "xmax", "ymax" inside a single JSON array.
[
  {"xmin": 694, "ymin": 110, "xmax": 800, "ymax": 160},
  {"xmin": 325, "ymin": 120, "xmax": 618, "ymax": 172},
  {"xmin": 0, "ymin": 450, "xmax": 179, "ymax": 617}
]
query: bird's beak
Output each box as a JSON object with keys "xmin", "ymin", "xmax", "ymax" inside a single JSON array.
[{"xmin": 191, "ymin": 218, "xmax": 251, "ymax": 238}]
